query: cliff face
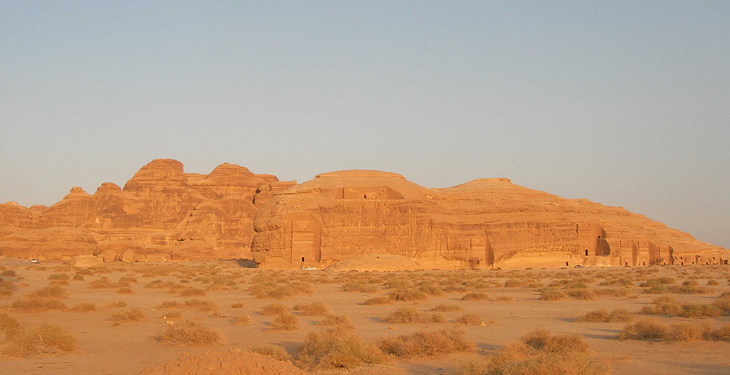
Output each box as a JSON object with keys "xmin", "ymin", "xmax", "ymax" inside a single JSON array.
[
  {"xmin": 1, "ymin": 161, "xmax": 727, "ymax": 268},
  {"xmin": 0, "ymin": 159, "xmax": 286, "ymax": 261},
  {"xmin": 250, "ymin": 171, "xmax": 728, "ymax": 269}
]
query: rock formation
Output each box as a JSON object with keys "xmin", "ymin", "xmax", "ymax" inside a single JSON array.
[{"xmin": 0, "ymin": 160, "xmax": 727, "ymax": 269}]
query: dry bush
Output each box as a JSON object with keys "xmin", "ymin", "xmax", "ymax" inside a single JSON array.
[
  {"xmin": 364, "ymin": 297, "xmax": 391, "ymax": 305},
  {"xmin": 296, "ymin": 327, "xmax": 387, "ymax": 370},
  {"xmin": 318, "ymin": 314, "xmax": 354, "ymax": 328},
  {"xmin": 260, "ymin": 303, "xmax": 287, "ymax": 316},
  {"xmin": 668, "ymin": 285, "xmax": 712, "ymax": 294},
  {"xmin": 619, "ymin": 319, "xmax": 670, "ymax": 341},
  {"xmin": 71, "ymin": 302, "xmax": 97, "ymax": 312},
  {"xmin": 566, "ymin": 289, "xmax": 597, "ymax": 300},
  {"xmin": 495, "ymin": 296, "xmax": 514, "ymax": 302},
  {"xmin": 462, "ymin": 292, "xmax": 489, "ymax": 301},
  {"xmin": 454, "ymin": 313, "xmax": 484, "ymax": 325},
  {"xmin": 292, "ymin": 302, "xmax": 330, "ymax": 316},
  {"xmin": 232, "ymin": 315, "xmax": 252, "ymax": 324},
  {"xmin": 158, "ymin": 320, "xmax": 224, "ymax": 346},
  {"xmin": 707, "ymin": 279, "xmax": 720, "ymax": 286},
  {"xmin": 29, "ymin": 286, "xmax": 68, "ymax": 299},
  {"xmin": 72, "ymin": 275, "xmax": 84, "ymax": 281},
  {"xmin": 382, "ymin": 307, "xmax": 446, "ymax": 324},
  {"xmin": 516, "ymin": 329, "xmax": 590, "ymax": 356},
  {"xmin": 418, "ymin": 284, "xmax": 445, "ymax": 296},
  {"xmin": 105, "ymin": 301, "xmax": 127, "ymax": 308},
  {"xmin": 594, "ymin": 288, "xmax": 632, "ymax": 297},
  {"xmin": 75, "ymin": 269, "xmax": 94, "ymax": 276},
  {"xmin": 161, "ymin": 311, "xmax": 183, "ymax": 320},
  {"xmin": 504, "ymin": 279, "xmax": 526, "ymax": 287},
  {"xmin": 249, "ymin": 344, "xmax": 291, "ymax": 362},
  {"xmin": 270, "ymin": 312, "xmax": 300, "ymax": 331},
  {"xmin": 109, "ymin": 307, "xmax": 149, "ymax": 323},
  {"xmin": 576, "ymin": 309, "xmax": 633, "ymax": 323},
  {"xmin": 540, "ymin": 289, "xmax": 567, "ymax": 301},
  {"xmin": 0, "ymin": 311, "xmax": 21, "ymax": 330},
  {"xmin": 12, "ymin": 298, "xmax": 67, "ymax": 312},
  {"xmin": 713, "ymin": 294, "xmax": 730, "ymax": 312},
  {"xmin": 89, "ymin": 277, "xmax": 115, "ymax": 289},
  {"xmin": 48, "ymin": 273, "xmax": 70, "ymax": 281},
  {"xmin": 378, "ymin": 328, "xmax": 474, "ymax": 358},
  {"xmin": 117, "ymin": 287, "xmax": 134, "ymax": 294},
  {"xmin": 430, "ymin": 304, "xmax": 463, "ymax": 312},
  {"xmin": 388, "ymin": 289, "xmax": 428, "ymax": 302},
  {"xmin": 231, "ymin": 302, "xmax": 244, "ymax": 308},
  {"xmin": 1, "ymin": 269, "xmax": 17, "ymax": 277},
  {"xmin": 157, "ymin": 299, "xmax": 218, "ymax": 312},
  {"xmin": 179, "ymin": 287, "xmax": 206, "ymax": 297},
  {"xmin": 1, "ymin": 324, "xmax": 77, "ymax": 357}
]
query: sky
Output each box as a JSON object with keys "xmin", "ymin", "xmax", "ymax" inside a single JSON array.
[{"xmin": 1, "ymin": 1, "xmax": 728, "ymax": 248}]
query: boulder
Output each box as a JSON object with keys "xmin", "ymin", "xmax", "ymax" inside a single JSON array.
[
  {"xmin": 68, "ymin": 255, "xmax": 103, "ymax": 268},
  {"xmin": 121, "ymin": 250, "xmax": 137, "ymax": 263},
  {"xmin": 102, "ymin": 250, "xmax": 118, "ymax": 263}
]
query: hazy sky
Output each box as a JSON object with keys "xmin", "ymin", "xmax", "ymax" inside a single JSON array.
[{"xmin": 1, "ymin": 1, "xmax": 728, "ymax": 248}]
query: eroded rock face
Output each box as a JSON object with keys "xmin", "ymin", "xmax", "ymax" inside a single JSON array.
[
  {"xmin": 0, "ymin": 159, "xmax": 289, "ymax": 261},
  {"xmin": 1, "ymin": 162, "xmax": 727, "ymax": 267},
  {"xmin": 251, "ymin": 170, "xmax": 730, "ymax": 269}
]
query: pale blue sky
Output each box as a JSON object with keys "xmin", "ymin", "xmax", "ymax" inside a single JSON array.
[{"xmin": 1, "ymin": 1, "xmax": 728, "ymax": 247}]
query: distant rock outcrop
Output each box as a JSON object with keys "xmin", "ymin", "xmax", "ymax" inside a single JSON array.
[{"xmin": 0, "ymin": 160, "xmax": 727, "ymax": 268}]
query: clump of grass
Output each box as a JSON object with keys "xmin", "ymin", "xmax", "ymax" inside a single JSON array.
[
  {"xmin": 364, "ymin": 296, "xmax": 391, "ymax": 305},
  {"xmin": 89, "ymin": 277, "xmax": 115, "ymax": 289},
  {"xmin": 231, "ymin": 302, "xmax": 244, "ymax": 308},
  {"xmin": 270, "ymin": 312, "xmax": 300, "ymax": 331},
  {"xmin": 29, "ymin": 286, "xmax": 68, "ymax": 299},
  {"xmin": 232, "ymin": 315, "xmax": 252, "ymax": 324},
  {"xmin": 249, "ymin": 344, "xmax": 291, "ymax": 362},
  {"xmin": 318, "ymin": 314, "xmax": 355, "ymax": 328},
  {"xmin": 178, "ymin": 287, "xmax": 206, "ymax": 297},
  {"xmin": 577, "ymin": 309, "xmax": 633, "ymax": 322},
  {"xmin": 382, "ymin": 307, "xmax": 446, "ymax": 324},
  {"xmin": 418, "ymin": 285, "xmax": 445, "ymax": 296},
  {"xmin": 0, "ymin": 312, "xmax": 21, "ymax": 330},
  {"xmin": 707, "ymin": 279, "xmax": 720, "ymax": 286},
  {"xmin": 388, "ymin": 288, "xmax": 428, "ymax": 302},
  {"xmin": 260, "ymin": 303, "xmax": 287, "ymax": 316},
  {"xmin": 668, "ymin": 285, "xmax": 712, "ymax": 294},
  {"xmin": 157, "ymin": 319, "xmax": 224, "ymax": 346},
  {"xmin": 715, "ymin": 294, "xmax": 730, "ymax": 312},
  {"xmin": 618, "ymin": 318, "xmax": 670, "ymax": 341},
  {"xmin": 11, "ymin": 298, "xmax": 67, "ymax": 312},
  {"xmin": 678, "ymin": 304, "xmax": 722, "ymax": 318},
  {"xmin": 292, "ymin": 302, "xmax": 330, "ymax": 316},
  {"xmin": 379, "ymin": 328, "xmax": 474, "ymax": 358},
  {"xmin": 430, "ymin": 304, "xmax": 463, "ymax": 312},
  {"xmin": 1, "ymin": 324, "xmax": 77, "ymax": 357},
  {"xmin": 71, "ymin": 302, "xmax": 97, "ymax": 312},
  {"xmin": 566, "ymin": 289, "xmax": 597, "ymax": 300},
  {"xmin": 104, "ymin": 301, "xmax": 127, "ymax": 308},
  {"xmin": 117, "ymin": 287, "xmax": 133, "ymax": 294},
  {"xmin": 296, "ymin": 327, "xmax": 387, "ymax": 369},
  {"xmin": 495, "ymin": 296, "xmax": 514, "ymax": 302},
  {"xmin": 461, "ymin": 292, "xmax": 489, "ymax": 301},
  {"xmin": 109, "ymin": 307, "xmax": 149, "ymax": 324},
  {"xmin": 454, "ymin": 313, "xmax": 484, "ymax": 325},
  {"xmin": 540, "ymin": 288, "xmax": 567, "ymax": 301},
  {"xmin": 48, "ymin": 273, "xmax": 70, "ymax": 281}
]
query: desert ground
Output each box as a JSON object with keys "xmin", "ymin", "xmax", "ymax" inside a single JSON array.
[{"xmin": 1, "ymin": 259, "xmax": 729, "ymax": 374}]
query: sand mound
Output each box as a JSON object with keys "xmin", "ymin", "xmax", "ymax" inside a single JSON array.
[
  {"xmin": 139, "ymin": 349, "xmax": 306, "ymax": 375},
  {"xmin": 325, "ymin": 254, "xmax": 423, "ymax": 272}
]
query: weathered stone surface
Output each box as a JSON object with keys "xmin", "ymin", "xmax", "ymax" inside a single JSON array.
[
  {"xmin": 251, "ymin": 170, "xmax": 729, "ymax": 269},
  {"xmin": 121, "ymin": 250, "xmax": 137, "ymax": 263},
  {"xmin": 68, "ymin": 255, "xmax": 103, "ymax": 268},
  {"xmin": 102, "ymin": 250, "xmax": 118, "ymax": 262},
  {"xmin": 0, "ymin": 228, "xmax": 97, "ymax": 260}
]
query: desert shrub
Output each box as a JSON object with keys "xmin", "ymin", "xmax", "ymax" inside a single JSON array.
[
  {"xmin": 430, "ymin": 304, "xmax": 463, "ymax": 312},
  {"xmin": 71, "ymin": 302, "xmax": 97, "ymax": 312},
  {"xmin": 12, "ymin": 298, "xmax": 67, "ymax": 312},
  {"xmin": 454, "ymin": 313, "xmax": 484, "ymax": 325},
  {"xmin": 678, "ymin": 304, "xmax": 723, "ymax": 318},
  {"xmin": 418, "ymin": 285, "xmax": 445, "ymax": 296},
  {"xmin": 117, "ymin": 287, "xmax": 133, "ymax": 294},
  {"xmin": 495, "ymin": 296, "xmax": 514, "ymax": 302},
  {"xmin": 109, "ymin": 307, "xmax": 148, "ymax": 323},
  {"xmin": 48, "ymin": 273, "xmax": 70, "ymax": 281},
  {"xmin": 179, "ymin": 287, "xmax": 206, "ymax": 297},
  {"xmin": 379, "ymin": 328, "xmax": 474, "ymax": 358},
  {"xmin": 364, "ymin": 296, "xmax": 391, "ymax": 305},
  {"xmin": 232, "ymin": 315, "xmax": 252, "ymax": 324},
  {"xmin": 231, "ymin": 302, "xmax": 244, "ymax": 309},
  {"xmin": 540, "ymin": 289, "xmax": 567, "ymax": 301},
  {"xmin": 1, "ymin": 324, "xmax": 77, "ymax": 357},
  {"xmin": 707, "ymin": 279, "xmax": 720, "ymax": 286},
  {"xmin": 296, "ymin": 327, "xmax": 387, "ymax": 369},
  {"xmin": 260, "ymin": 303, "xmax": 287, "ymax": 316},
  {"xmin": 566, "ymin": 289, "xmax": 597, "ymax": 300},
  {"xmin": 462, "ymin": 292, "xmax": 489, "ymax": 301},
  {"xmin": 388, "ymin": 289, "xmax": 428, "ymax": 302},
  {"xmin": 161, "ymin": 311, "xmax": 182, "ymax": 320},
  {"xmin": 668, "ymin": 322, "xmax": 705, "ymax": 341},
  {"xmin": 270, "ymin": 312, "xmax": 300, "ymax": 331},
  {"xmin": 104, "ymin": 301, "xmax": 127, "ymax": 308},
  {"xmin": 713, "ymin": 295, "xmax": 730, "ymax": 312},
  {"xmin": 158, "ymin": 320, "xmax": 224, "ymax": 346},
  {"xmin": 504, "ymin": 279, "xmax": 526, "ymax": 287},
  {"xmin": 158, "ymin": 299, "xmax": 219, "ymax": 312},
  {"xmin": 292, "ymin": 302, "xmax": 330, "ymax": 316},
  {"xmin": 249, "ymin": 344, "xmax": 291, "ymax": 362},
  {"xmin": 0, "ymin": 312, "xmax": 21, "ymax": 330},
  {"xmin": 382, "ymin": 307, "xmax": 446, "ymax": 324},
  {"xmin": 75, "ymin": 269, "xmax": 93, "ymax": 276},
  {"xmin": 89, "ymin": 277, "xmax": 115, "ymax": 289},
  {"xmin": 594, "ymin": 288, "xmax": 632, "ymax": 297},
  {"xmin": 72, "ymin": 275, "xmax": 84, "ymax": 281},
  {"xmin": 576, "ymin": 309, "xmax": 633, "ymax": 323},
  {"xmin": 319, "ymin": 314, "xmax": 354, "ymax": 328},
  {"xmin": 668, "ymin": 285, "xmax": 711, "ymax": 294},
  {"xmin": 706, "ymin": 324, "xmax": 730, "ymax": 342},
  {"xmin": 29, "ymin": 286, "xmax": 68, "ymax": 299},
  {"xmin": 619, "ymin": 318, "xmax": 669, "ymax": 341}
]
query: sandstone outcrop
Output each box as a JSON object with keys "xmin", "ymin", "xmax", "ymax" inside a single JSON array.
[{"xmin": 1, "ymin": 160, "xmax": 727, "ymax": 268}]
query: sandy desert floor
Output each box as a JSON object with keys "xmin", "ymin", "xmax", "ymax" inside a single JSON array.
[{"xmin": 0, "ymin": 259, "xmax": 729, "ymax": 375}]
